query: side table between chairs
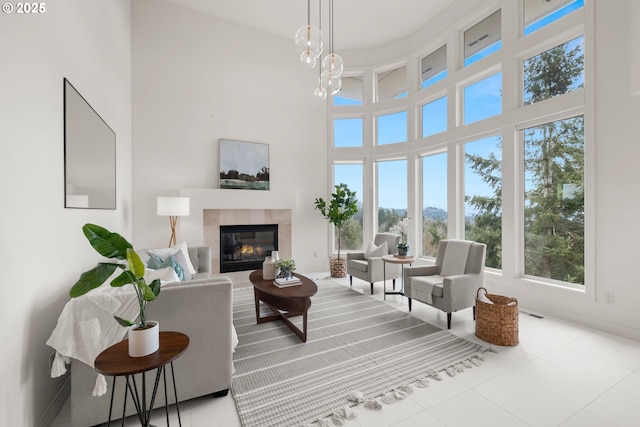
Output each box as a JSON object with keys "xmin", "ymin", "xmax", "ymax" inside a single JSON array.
[
  {"xmin": 94, "ymin": 331, "xmax": 190, "ymax": 427},
  {"xmin": 382, "ymin": 254, "xmax": 414, "ymax": 300}
]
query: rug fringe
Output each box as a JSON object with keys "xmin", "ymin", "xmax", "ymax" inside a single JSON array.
[
  {"xmin": 364, "ymin": 398, "xmax": 383, "ymax": 409},
  {"xmin": 346, "ymin": 390, "xmax": 364, "ymax": 404},
  {"xmin": 318, "ymin": 352, "xmax": 491, "ymax": 426}
]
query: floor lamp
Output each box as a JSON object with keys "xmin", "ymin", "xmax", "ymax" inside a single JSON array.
[{"xmin": 157, "ymin": 196, "xmax": 190, "ymax": 247}]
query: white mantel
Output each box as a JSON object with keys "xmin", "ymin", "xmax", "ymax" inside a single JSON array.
[{"xmin": 177, "ymin": 188, "xmax": 297, "ymax": 245}]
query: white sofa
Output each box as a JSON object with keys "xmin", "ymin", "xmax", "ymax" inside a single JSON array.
[{"xmin": 68, "ymin": 247, "xmax": 234, "ymax": 427}]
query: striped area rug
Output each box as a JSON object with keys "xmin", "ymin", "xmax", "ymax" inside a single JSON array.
[{"xmin": 232, "ymin": 277, "xmax": 489, "ymax": 427}]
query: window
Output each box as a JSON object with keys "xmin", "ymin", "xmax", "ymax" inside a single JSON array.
[
  {"xmin": 334, "ymin": 118, "xmax": 363, "ymax": 147},
  {"xmin": 523, "ymin": 115, "xmax": 584, "ymax": 285},
  {"xmin": 326, "ymin": 1, "xmax": 589, "ymax": 291},
  {"xmin": 334, "ymin": 163, "xmax": 364, "ymax": 251},
  {"xmin": 464, "ymin": 72, "xmax": 502, "ymax": 124},
  {"xmin": 376, "ymin": 66, "xmax": 407, "ymax": 101},
  {"xmin": 464, "ymin": 135, "xmax": 502, "ymax": 269},
  {"xmin": 524, "ymin": 36, "xmax": 584, "ymax": 105},
  {"xmin": 464, "ymin": 10, "xmax": 502, "ymax": 66},
  {"xmin": 377, "ymin": 159, "xmax": 408, "ymax": 233},
  {"xmin": 334, "ymin": 76, "xmax": 364, "ymax": 106},
  {"xmin": 422, "ymin": 96, "xmax": 447, "ymax": 137},
  {"xmin": 525, "ymin": 0, "xmax": 584, "ymax": 35},
  {"xmin": 422, "ymin": 153, "xmax": 448, "ymax": 257},
  {"xmin": 421, "ymin": 45, "xmax": 447, "ymax": 89},
  {"xmin": 377, "ymin": 111, "xmax": 407, "ymax": 145}
]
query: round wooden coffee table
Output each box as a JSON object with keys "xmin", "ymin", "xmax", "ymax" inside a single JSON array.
[{"xmin": 249, "ymin": 270, "xmax": 318, "ymax": 342}]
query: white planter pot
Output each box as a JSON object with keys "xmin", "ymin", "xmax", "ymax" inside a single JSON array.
[{"xmin": 128, "ymin": 321, "xmax": 159, "ymax": 357}]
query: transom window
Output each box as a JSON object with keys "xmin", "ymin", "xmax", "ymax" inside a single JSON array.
[
  {"xmin": 421, "ymin": 45, "xmax": 447, "ymax": 89},
  {"xmin": 464, "ymin": 10, "xmax": 501, "ymax": 66},
  {"xmin": 524, "ymin": 36, "xmax": 584, "ymax": 105},
  {"xmin": 376, "ymin": 66, "xmax": 407, "ymax": 101},
  {"xmin": 333, "ymin": 118, "xmax": 363, "ymax": 147},
  {"xmin": 377, "ymin": 111, "xmax": 408, "ymax": 145}
]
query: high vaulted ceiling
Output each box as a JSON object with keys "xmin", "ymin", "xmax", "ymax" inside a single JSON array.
[{"xmin": 163, "ymin": 0, "xmax": 456, "ymax": 50}]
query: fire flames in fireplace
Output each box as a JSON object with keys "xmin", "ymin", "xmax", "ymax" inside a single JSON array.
[{"xmin": 220, "ymin": 224, "xmax": 278, "ymax": 273}]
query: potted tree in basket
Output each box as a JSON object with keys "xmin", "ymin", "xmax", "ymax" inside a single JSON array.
[
  {"xmin": 69, "ymin": 223, "xmax": 162, "ymax": 357},
  {"xmin": 314, "ymin": 183, "xmax": 359, "ymax": 278}
]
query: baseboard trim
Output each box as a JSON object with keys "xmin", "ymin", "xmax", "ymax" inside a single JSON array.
[{"xmin": 36, "ymin": 376, "xmax": 70, "ymax": 427}]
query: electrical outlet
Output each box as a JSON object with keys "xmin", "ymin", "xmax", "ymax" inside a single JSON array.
[{"xmin": 605, "ymin": 292, "xmax": 615, "ymax": 305}]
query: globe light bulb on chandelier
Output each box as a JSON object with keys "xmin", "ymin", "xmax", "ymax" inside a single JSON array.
[
  {"xmin": 313, "ymin": 81, "xmax": 327, "ymax": 100},
  {"xmin": 322, "ymin": 53, "xmax": 343, "ymax": 78},
  {"xmin": 321, "ymin": 69, "xmax": 342, "ymax": 95},
  {"xmin": 294, "ymin": 0, "xmax": 323, "ymax": 67}
]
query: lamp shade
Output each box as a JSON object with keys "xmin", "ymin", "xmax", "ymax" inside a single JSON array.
[{"xmin": 157, "ymin": 196, "xmax": 190, "ymax": 216}]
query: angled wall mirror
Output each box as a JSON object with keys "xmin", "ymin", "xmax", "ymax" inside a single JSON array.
[{"xmin": 64, "ymin": 78, "xmax": 116, "ymax": 209}]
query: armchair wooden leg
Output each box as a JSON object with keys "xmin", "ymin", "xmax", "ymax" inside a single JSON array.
[
  {"xmin": 473, "ymin": 306, "xmax": 475, "ymax": 320},
  {"xmin": 408, "ymin": 298, "xmax": 412, "ymax": 311},
  {"xmin": 370, "ymin": 283, "xmax": 374, "ymax": 295},
  {"xmin": 447, "ymin": 313, "xmax": 452, "ymax": 329},
  {"xmin": 349, "ymin": 276, "xmax": 353, "ymax": 287}
]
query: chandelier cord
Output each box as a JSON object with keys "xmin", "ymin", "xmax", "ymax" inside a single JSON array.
[{"xmin": 329, "ymin": 0, "xmax": 334, "ymax": 54}]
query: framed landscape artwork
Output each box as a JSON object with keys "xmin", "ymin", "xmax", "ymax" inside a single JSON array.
[{"xmin": 219, "ymin": 139, "xmax": 270, "ymax": 190}]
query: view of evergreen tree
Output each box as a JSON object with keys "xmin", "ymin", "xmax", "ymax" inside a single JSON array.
[
  {"xmin": 338, "ymin": 209, "xmax": 363, "ymax": 250},
  {"xmin": 464, "ymin": 36, "xmax": 584, "ymax": 282},
  {"xmin": 524, "ymin": 116, "xmax": 584, "ymax": 284},
  {"xmin": 464, "ymin": 143, "xmax": 503, "ymax": 269},
  {"xmin": 524, "ymin": 37, "xmax": 584, "ymax": 284}
]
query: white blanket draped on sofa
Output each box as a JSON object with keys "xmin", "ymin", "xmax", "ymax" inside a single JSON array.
[
  {"xmin": 46, "ymin": 266, "xmax": 241, "ymax": 396},
  {"xmin": 46, "ymin": 278, "xmax": 140, "ymax": 395}
]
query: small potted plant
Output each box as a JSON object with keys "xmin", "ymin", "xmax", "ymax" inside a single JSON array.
[
  {"xmin": 396, "ymin": 242, "xmax": 410, "ymax": 256},
  {"xmin": 275, "ymin": 258, "xmax": 296, "ymax": 279},
  {"xmin": 314, "ymin": 183, "xmax": 359, "ymax": 277},
  {"xmin": 69, "ymin": 223, "xmax": 161, "ymax": 357},
  {"xmin": 390, "ymin": 217, "xmax": 410, "ymax": 256}
]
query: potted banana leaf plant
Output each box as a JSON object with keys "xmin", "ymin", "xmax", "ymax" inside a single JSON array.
[{"xmin": 70, "ymin": 223, "xmax": 161, "ymax": 357}]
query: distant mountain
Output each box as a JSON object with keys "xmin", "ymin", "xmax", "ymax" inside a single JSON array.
[{"xmin": 423, "ymin": 206, "xmax": 447, "ymax": 221}]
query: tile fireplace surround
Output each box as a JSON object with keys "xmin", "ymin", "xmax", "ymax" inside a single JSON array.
[
  {"xmin": 204, "ymin": 209, "xmax": 292, "ymax": 274},
  {"xmin": 175, "ymin": 188, "xmax": 296, "ymax": 274}
]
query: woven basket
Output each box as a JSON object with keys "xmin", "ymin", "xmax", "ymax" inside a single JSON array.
[
  {"xmin": 475, "ymin": 287, "xmax": 519, "ymax": 346},
  {"xmin": 329, "ymin": 257, "xmax": 347, "ymax": 278}
]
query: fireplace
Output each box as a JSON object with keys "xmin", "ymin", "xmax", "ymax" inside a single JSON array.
[{"xmin": 220, "ymin": 224, "xmax": 278, "ymax": 273}]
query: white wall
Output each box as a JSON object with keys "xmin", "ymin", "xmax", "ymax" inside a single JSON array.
[
  {"xmin": 131, "ymin": 0, "xmax": 329, "ymax": 273},
  {"xmin": 0, "ymin": 1, "xmax": 132, "ymax": 425}
]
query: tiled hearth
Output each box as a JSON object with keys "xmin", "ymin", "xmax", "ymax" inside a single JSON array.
[{"xmin": 204, "ymin": 209, "xmax": 291, "ymax": 274}]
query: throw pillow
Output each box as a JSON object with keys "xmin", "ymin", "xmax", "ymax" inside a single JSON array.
[
  {"xmin": 364, "ymin": 240, "xmax": 388, "ymax": 259},
  {"xmin": 147, "ymin": 253, "xmax": 185, "ymax": 281},
  {"xmin": 146, "ymin": 247, "xmax": 179, "ymax": 260},
  {"xmin": 172, "ymin": 241, "xmax": 197, "ymax": 275},
  {"xmin": 171, "ymin": 249, "xmax": 192, "ymax": 281}
]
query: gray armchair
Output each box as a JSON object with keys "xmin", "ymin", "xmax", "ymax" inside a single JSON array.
[
  {"xmin": 347, "ymin": 233, "xmax": 402, "ymax": 294},
  {"xmin": 403, "ymin": 239, "xmax": 486, "ymax": 329}
]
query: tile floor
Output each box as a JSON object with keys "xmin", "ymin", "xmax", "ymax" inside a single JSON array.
[{"xmin": 53, "ymin": 272, "xmax": 640, "ymax": 427}]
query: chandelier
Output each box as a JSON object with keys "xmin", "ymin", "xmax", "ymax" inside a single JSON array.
[{"xmin": 294, "ymin": 0, "xmax": 344, "ymax": 100}]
